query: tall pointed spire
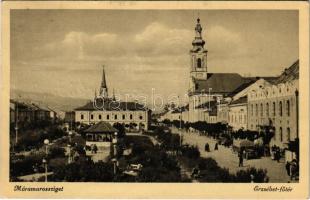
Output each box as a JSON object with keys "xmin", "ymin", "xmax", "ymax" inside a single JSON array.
[
  {"xmin": 112, "ymin": 88, "xmax": 116, "ymax": 101},
  {"xmin": 99, "ymin": 65, "xmax": 108, "ymax": 98},
  {"xmin": 101, "ymin": 65, "xmax": 107, "ymax": 89}
]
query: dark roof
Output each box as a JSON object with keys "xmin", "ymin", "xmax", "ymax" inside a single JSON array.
[
  {"xmin": 274, "ymin": 60, "xmax": 299, "ymax": 84},
  {"xmin": 195, "ymin": 101, "xmax": 217, "ymax": 109},
  {"xmin": 191, "ymin": 73, "xmax": 251, "ymax": 95},
  {"xmin": 195, "ymin": 101, "xmax": 218, "ymax": 116},
  {"xmin": 84, "ymin": 121, "xmax": 118, "ymax": 133},
  {"xmin": 75, "ymin": 98, "xmax": 147, "ymax": 111},
  {"xmin": 171, "ymin": 104, "xmax": 189, "ymax": 113},
  {"xmin": 262, "ymin": 77, "xmax": 278, "ymax": 84},
  {"xmin": 243, "ymin": 76, "xmax": 278, "ymax": 84},
  {"xmin": 228, "ymin": 80, "xmax": 256, "ymax": 97},
  {"xmin": 10, "ymin": 100, "xmax": 50, "ymax": 112},
  {"xmin": 230, "ymin": 96, "xmax": 247, "ymax": 105}
]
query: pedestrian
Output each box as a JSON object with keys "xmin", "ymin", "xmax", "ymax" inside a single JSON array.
[
  {"xmin": 205, "ymin": 143, "xmax": 210, "ymax": 152},
  {"xmin": 275, "ymin": 148, "xmax": 280, "ymax": 162},
  {"xmin": 290, "ymin": 159, "xmax": 298, "ymax": 180},
  {"xmin": 214, "ymin": 143, "xmax": 218, "ymax": 151},
  {"xmin": 238, "ymin": 149, "xmax": 244, "ymax": 167},
  {"xmin": 285, "ymin": 161, "xmax": 291, "ymax": 176},
  {"xmin": 93, "ymin": 144, "xmax": 98, "ymax": 154}
]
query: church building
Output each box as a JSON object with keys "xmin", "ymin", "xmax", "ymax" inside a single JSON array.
[
  {"xmin": 188, "ymin": 18, "xmax": 254, "ymax": 123},
  {"xmin": 74, "ymin": 66, "xmax": 151, "ymax": 131}
]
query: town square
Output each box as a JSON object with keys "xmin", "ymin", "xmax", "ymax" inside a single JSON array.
[{"xmin": 9, "ymin": 9, "xmax": 299, "ymax": 183}]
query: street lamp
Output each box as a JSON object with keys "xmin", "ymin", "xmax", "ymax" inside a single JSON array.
[
  {"xmin": 42, "ymin": 158, "xmax": 47, "ymax": 182},
  {"xmin": 43, "ymin": 139, "xmax": 49, "ymax": 182},
  {"xmin": 177, "ymin": 96, "xmax": 183, "ymax": 147},
  {"xmin": 208, "ymin": 88, "xmax": 212, "ymax": 110},
  {"xmin": 112, "ymin": 132, "xmax": 118, "ymax": 176},
  {"xmin": 44, "ymin": 139, "xmax": 49, "ymax": 155},
  {"xmin": 112, "ymin": 132, "xmax": 118, "ymax": 157},
  {"xmin": 67, "ymin": 144, "xmax": 72, "ymax": 164},
  {"xmin": 68, "ymin": 131, "xmax": 73, "ymax": 143}
]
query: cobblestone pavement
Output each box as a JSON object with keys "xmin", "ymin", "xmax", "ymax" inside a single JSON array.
[{"xmin": 171, "ymin": 127, "xmax": 292, "ymax": 183}]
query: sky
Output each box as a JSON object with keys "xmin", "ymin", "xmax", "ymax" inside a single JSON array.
[{"xmin": 11, "ymin": 10, "xmax": 298, "ymax": 104}]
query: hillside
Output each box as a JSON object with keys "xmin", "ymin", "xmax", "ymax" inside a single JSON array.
[{"xmin": 10, "ymin": 89, "xmax": 89, "ymax": 112}]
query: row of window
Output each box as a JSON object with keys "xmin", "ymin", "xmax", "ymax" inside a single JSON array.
[
  {"xmin": 276, "ymin": 127, "xmax": 291, "ymax": 142},
  {"xmin": 80, "ymin": 113, "xmax": 144, "ymax": 121},
  {"xmin": 251, "ymin": 86, "xmax": 294, "ymax": 99},
  {"xmin": 229, "ymin": 114, "xmax": 247, "ymax": 124},
  {"xmin": 250, "ymin": 100, "xmax": 291, "ymax": 118}
]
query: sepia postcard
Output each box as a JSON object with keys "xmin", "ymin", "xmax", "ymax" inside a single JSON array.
[{"xmin": 0, "ymin": 1, "xmax": 309, "ymax": 199}]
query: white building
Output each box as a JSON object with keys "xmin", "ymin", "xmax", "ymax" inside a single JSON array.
[
  {"xmin": 75, "ymin": 66, "xmax": 151, "ymax": 131},
  {"xmin": 248, "ymin": 60, "xmax": 299, "ymax": 148}
]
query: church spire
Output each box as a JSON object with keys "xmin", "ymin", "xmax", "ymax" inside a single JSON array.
[
  {"xmin": 192, "ymin": 18, "xmax": 205, "ymax": 49},
  {"xmin": 195, "ymin": 18, "xmax": 202, "ymax": 38},
  {"xmin": 99, "ymin": 65, "xmax": 108, "ymax": 98}
]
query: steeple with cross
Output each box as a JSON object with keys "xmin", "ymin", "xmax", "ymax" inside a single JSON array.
[
  {"xmin": 189, "ymin": 18, "xmax": 208, "ymax": 93},
  {"xmin": 99, "ymin": 65, "xmax": 108, "ymax": 98}
]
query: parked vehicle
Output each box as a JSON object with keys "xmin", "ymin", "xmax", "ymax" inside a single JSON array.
[{"xmin": 243, "ymin": 147, "xmax": 259, "ymax": 160}]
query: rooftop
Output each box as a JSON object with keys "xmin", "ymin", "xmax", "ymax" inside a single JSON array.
[
  {"xmin": 230, "ymin": 96, "xmax": 248, "ymax": 106},
  {"xmin": 274, "ymin": 60, "xmax": 299, "ymax": 84},
  {"xmin": 75, "ymin": 98, "xmax": 147, "ymax": 111},
  {"xmin": 84, "ymin": 121, "xmax": 118, "ymax": 133},
  {"xmin": 191, "ymin": 73, "xmax": 252, "ymax": 95}
]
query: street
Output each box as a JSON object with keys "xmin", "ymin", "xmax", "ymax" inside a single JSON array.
[{"xmin": 171, "ymin": 127, "xmax": 292, "ymax": 183}]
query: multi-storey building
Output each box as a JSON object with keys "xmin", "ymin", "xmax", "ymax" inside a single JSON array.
[
  {"xmin": 247, "ymin": 61, "xmax": 299, "ymax": 148},
  {"xmin": 225, "ymin": 78, "xmax": 276, "ymax": 130},
  {"xmin": 74, "ymin": 67, "xmax": 151, "ymax": 131},
  {"xmin": 10, "ymin": 100, "xmax": 55, "ymax": 124}
]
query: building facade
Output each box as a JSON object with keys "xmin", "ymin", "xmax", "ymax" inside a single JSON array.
[
  {"xmin": 228, "ymin": 96, "xmax": 248, "ymax": 131},
  {"xmin": 75, "ymin": 66, "xmax": 151, "ymax": 131},
  {"xmin": 247, "ymin": 61, "xmax": 299, "ymax": 148},
  {"xmin": 10, "ymin": 100, "xmax": 55, "ymax": 124}
]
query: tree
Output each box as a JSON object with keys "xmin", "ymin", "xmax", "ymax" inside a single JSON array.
[
  {"xmin": 52, "ymin": 160, "xmax": 114, "ymax": 182},
  {"xmin": 113, "ymin": 123, "xmax": 126, "ymax": 137}
]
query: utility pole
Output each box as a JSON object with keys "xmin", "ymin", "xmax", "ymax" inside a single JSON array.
[
  {"xmin": 178, "ymin": 96, "xmax": 182, "ymax": 147},
  {"xmin": 15, "ymin": 100, "xmax": 19, "ymax": 145}
]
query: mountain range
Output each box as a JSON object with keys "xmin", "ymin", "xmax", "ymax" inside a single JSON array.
[{"xmin": 10, "ymin": 89, "xmax": 89, "ymax": 112}]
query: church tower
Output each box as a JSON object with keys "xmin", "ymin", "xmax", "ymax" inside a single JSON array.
[
  {"xmin": 99, "ymin": 65, "xmax": 108, "ymax": 98},
  {"xmin": 189, "ymin": 18, "xmax": 208, "ymax": 92}
]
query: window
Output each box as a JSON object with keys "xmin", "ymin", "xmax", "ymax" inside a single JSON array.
[
  {"xmin": 195, "ymin": 83, "xmax": 199, "ymax": 90},
  {"xmin": 273, "ymin": 102, "xmax": 276, "ymax": 116},
  {"xmin": 114, "ymin": 115, "xmax": 117, "ymax": 120},
  {"xmin": 279, "ymin": 127, "xmax": 283, "ymax": 142},
  {"xmin": 130, "ymin": 114, "xmax": 133, "ymax": 120},
  {"xmin": 274, "ymin": 128, "xmax": 276, "ymax": 140},
  {"xmin": 122, "ymin": 114, "xmax": 125, "ymax": 120},
  {"xmin": 255, "ymin": 104, "xmax": 258, "ymax": 117},
  {"xmin": 86, "ymin": 134, "xmax": 93, "ymax": 141},
  {"xmin": 99, "ymin": 114, "xmax": 102, "ymax": 120},
  {"xmin": 287, "ymin": 127, "xmax": 291, "ymax": 142},
  {"xmin": 286, "ymin": 100, "xmax": 290, "ymax": 116},
  {"xmin": 90, "ymin": 114, "xmax": 94, "ymax": 120},
  {"xmin": 260, "ymin": 103, "xmax": 263, "ymax": 117},
  {"xmin": 107, "ymin": 114, "xmax": 110, "ymax": 120},
  {"xmin": 266, "ymin": 103, "xmax": 269, "ymax": 117},
  {"xmin": 197, "ymin": 58, "xmax": 202, "ymax": 68},
  {"xmin": 81, "ymin": 114, "xmax": 84, "ymax": 120},
  {"xmin": 279, "ymin": 101, "xmax": 283, "ymax": 116}
]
